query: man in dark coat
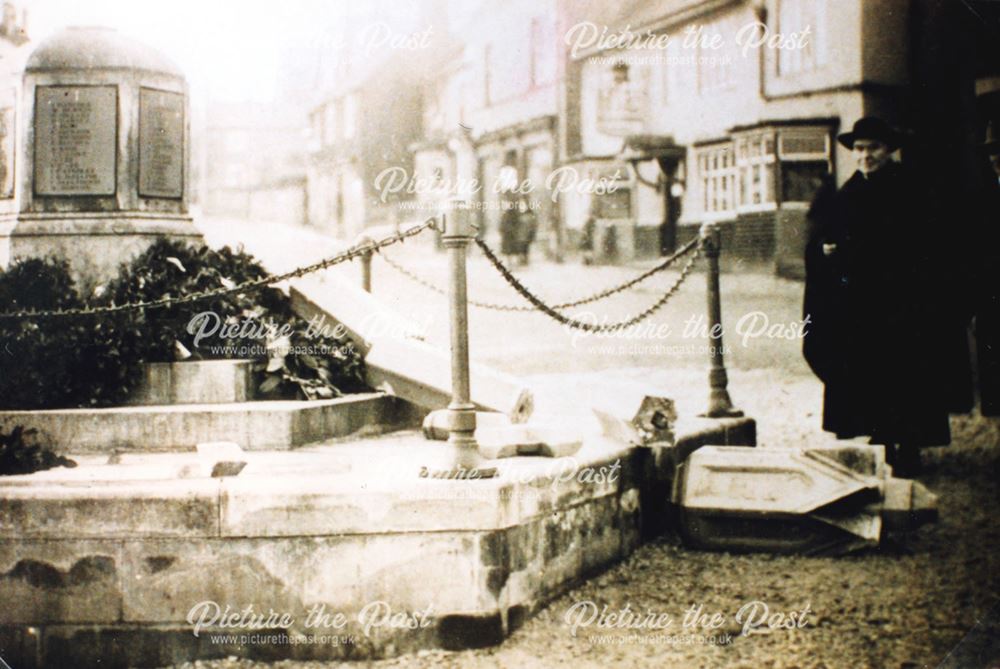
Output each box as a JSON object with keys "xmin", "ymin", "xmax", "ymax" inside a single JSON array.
[
  {"xmin": 499, "ymin": 199, "xmax": 520, "ymax": 264},
  {"xmin": 803, "ymin": 117, "xmax": 956, "ymax": 476},
  {"xmin": 975, "ymin": 125, "xmax": 1000, "ymax": 416}
]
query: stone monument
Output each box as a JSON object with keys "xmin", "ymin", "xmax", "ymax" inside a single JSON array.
[{"xmin": 0, "ymin": 26, "xmax": 202, "ymax": 286}]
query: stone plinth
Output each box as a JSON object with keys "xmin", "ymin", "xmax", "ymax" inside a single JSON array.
[
  {"xmin": 0, "ymin": 417, "xmax": 755, "ymax": 667},
  {"xmin": 0, "ymin": 26, "xmax": 201, "ymax": 287},
  {"xmin": 128, "ymin": 360, "xmax": 256, "ymax": 406}
]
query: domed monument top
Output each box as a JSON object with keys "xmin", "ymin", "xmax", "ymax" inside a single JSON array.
[{"xmin": 26, "ymin": 26, "xmax": 183, "ymax": 77}]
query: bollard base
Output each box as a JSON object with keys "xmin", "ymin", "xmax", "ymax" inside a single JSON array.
[{"xmin": 420, "ymin": 430, "xmax": 499, "ymax": 479}]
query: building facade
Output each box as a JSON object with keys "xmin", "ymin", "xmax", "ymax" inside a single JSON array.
[
  {"xmin": 561, "ymin": 0, "xmax": 912, "ymax": 274},
  {"xmin": 409, "ymin": 0, "xmax": 564, "ymax": 254},
  {"xmin": 306, "ymin": 54, "xmax": 424, "ymax": 239}
]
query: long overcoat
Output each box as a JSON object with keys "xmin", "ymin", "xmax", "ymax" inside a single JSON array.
[
  {"xmin": 500, "ymin": 206, "xmax": 520, "ymax": 256},
  {"xmin": 802, "ymin": 162, "xmax": 962, "ymax": 446},
  {"xmin": 975, "ymin": 182, "xmax": 1000, "ymax": 415}
]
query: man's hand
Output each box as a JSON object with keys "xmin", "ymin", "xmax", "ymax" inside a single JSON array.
[{"xmin": 822, "ymin": 242, "xmax": 837, "ymax": 257}]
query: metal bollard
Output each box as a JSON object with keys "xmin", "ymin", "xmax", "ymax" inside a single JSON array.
[
  {"xmin": 355, "ymin": 232, "xmax": 374, "ymax": 293},
  {"xmin": 361, "ymin": 250, "xmax": 373, "ymax": 293},
  {"xmin": 699, "ymin": 223, "xmax": 743, "ymax": 418},
  {"xmin": 422, "ymin": 202, "xmax": 497, "ymax": 479}
]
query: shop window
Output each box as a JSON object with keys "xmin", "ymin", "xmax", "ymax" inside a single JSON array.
[
  {"xmin": 695, "ymin": 143, "xmax": 737, "ymax": 217},
  {"xmin": 777, "ymin": 129, "xmax": 831, "ymax": 203},
  {"xmin": 782, "ymin": 162, "xmax": 829, "ymax": 202},
  {"xmin": 735, "ymin": 133, "xmax": 776, "ymax": 210}
]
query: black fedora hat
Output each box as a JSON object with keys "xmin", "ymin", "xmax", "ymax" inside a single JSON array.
[{"xmin": 837, "ymin": 117, "xmax": 901, "ymax": 150}]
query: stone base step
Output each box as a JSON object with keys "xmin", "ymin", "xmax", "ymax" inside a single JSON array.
[{"xmin": 0, "ymin": 393, "xmax": 424, "ymax": 453}]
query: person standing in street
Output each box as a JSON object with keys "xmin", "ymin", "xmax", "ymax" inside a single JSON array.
[
  {"xmin": 975, "ymin": 123, "xmax": 1000, "ymax": 417},
  {"xmin": 802, "ymin": 117, "xmax": 958, "ymax": 476},
  {"xmin": 516, "ymin": 197, "xmax": 537, "ymax": 266},
  {"xmin": 499, "ymin": 197, "xmax": 520, "ymax": 266}
]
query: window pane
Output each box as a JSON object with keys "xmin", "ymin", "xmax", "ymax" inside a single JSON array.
[{"xmin": 781, "ymin": 160, "xmax": 829, "ymax": 202}]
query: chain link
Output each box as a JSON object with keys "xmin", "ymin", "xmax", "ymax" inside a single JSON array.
[
  {"xmin": 475, "ymin": 238, "xmax": 702, "ymax": 333},
  {"xmin": 381, "ymin": 235, "xmax": 701, "ymax": 312},
  {"xmin": 0, "ymin": 218, "xmax": 438, "ymax": 321}
]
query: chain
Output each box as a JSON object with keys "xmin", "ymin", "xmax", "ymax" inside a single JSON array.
[
  {"xmin": 475, "ymin": 238, "xmax": 702, "ymax": 333},
  {"xmin": 381, "ymin": 235, "xmax": 701, "ymax": 312},
  {"xmin": 0, "ymin": 218, "xmax": 437, "ymax": 321}
]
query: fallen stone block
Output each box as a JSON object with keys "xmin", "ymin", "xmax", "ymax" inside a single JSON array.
[
  {"xmin": 592, "ymin": 394, "xmax": 677, "ymax": 446},
  {"xmin": 672, "ymin": 445, "xmax": 937, "ymax": 556}
]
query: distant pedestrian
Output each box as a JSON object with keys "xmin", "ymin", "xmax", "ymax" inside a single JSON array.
[
  {"xmin": 499, "ymin": 199, "xmax": 520, "ymax": 265},
  {"xmin": 802, "ymin": 117, "xmax": 961, "ymax": 476},
  {"xmin": 580, "ymin": 214, "xmax": 596, "ymax": 265},
  {"xmin": 516, "ymin": 198, "xmax": 537, "ymax": 266}
]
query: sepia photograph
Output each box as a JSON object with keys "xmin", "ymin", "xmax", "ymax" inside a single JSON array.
[{"xmin": 0, "ymin": 0, "xmax": 998, "ymax": 667}]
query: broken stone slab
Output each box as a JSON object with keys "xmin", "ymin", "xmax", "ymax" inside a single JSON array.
[
  {"xmin": 671, "ymin": 444, "xmax": 937, "ymax": 556},
  {"xmin": 592, "ymin": 394, "xmax": 677, "ymax": 447},
  {"xmin": 290, "ymin": 284, "xmax": 534, "ymax": 422},
  {"xmin": 289, "ymin": 280, "xmax": 427, "ymax": 355},
  {"xmin": 882, "ymin": 476, "xmax": 939, "ymax": 530},
  {"xmin": 364, "ymin": 335, "xmax": 534, "ymax": 422}
]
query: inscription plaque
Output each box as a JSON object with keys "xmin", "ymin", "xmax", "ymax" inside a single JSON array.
[
  {"xmin": 139, "ymin": 88, "xmax": 183, "ymax": 198},
  {"xmin": 34, "ymin": 86, "xmax": 117, "ymax": 196}
]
